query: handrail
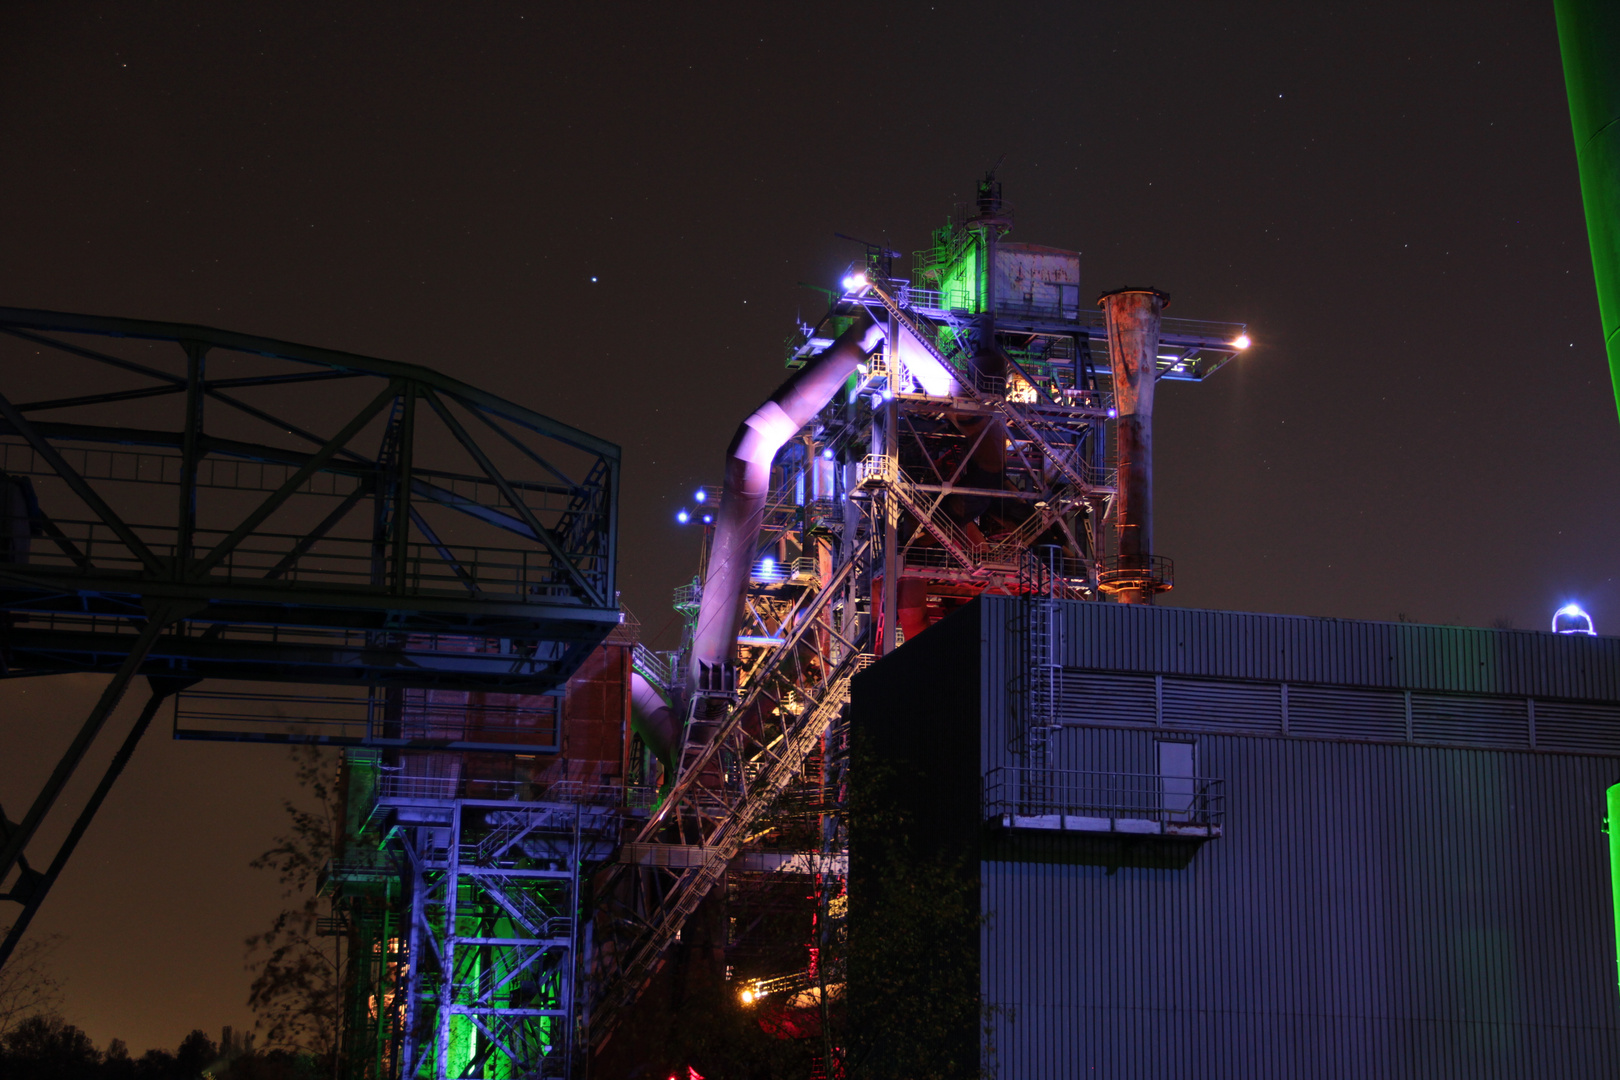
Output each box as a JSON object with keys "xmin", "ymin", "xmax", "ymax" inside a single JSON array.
[
  {"xmin": 856, "ymin": 455, "xmax": 978, "ymax": 570},
  {"xmin": 594, "ymin": 651, "xmax": 869, "ymax": 1044},
  {"xmin": 983, "ymin": 766, "xmax": 1225, "ymax": 828},
  {"xmin": 635, "ymin": 538, "xmax": 872, "ymax": 844},
  {"xmin": 866, "ymin": 277, "xmax": 1108, "ymax": 497}
]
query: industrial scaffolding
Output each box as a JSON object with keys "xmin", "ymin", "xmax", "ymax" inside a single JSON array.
[
  {"xmin": 591, "ymin": 176, "xmax": 1248, "ymax": 1067},
  {"xmin": 0, "ymin": 177, "xmax": 1246, "ymax": 1079},
  {"xmin": 0, "ymin": 309, "xmax": 623, "ymax": 1080}
]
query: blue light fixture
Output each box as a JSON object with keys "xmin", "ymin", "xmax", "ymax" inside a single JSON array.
[
  {"xmin": 695, "ymin": 489, "xmax": 707, "ymax": 504},
  {"xmin": 676, "ymin": 508, "xmax": 690, "ymax": 525},
  {"xmin": 1553, "ymin": 603, "xmax": 1596, "ymax": 635}
]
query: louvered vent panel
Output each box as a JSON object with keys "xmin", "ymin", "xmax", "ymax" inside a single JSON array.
[
  {"xmin": 1161, "ymin": 677, "xmax": 1281, "ymax": 733},
  {"xmin": 1534, "ymin": 700, "xmax": 1620, "ymax": 755},
  {"xmin": 1056, "ymin": 671, "xmax": 1155, "ymax": 727},
  {"xmin": 1411, "ymin": 693, "xmax": 1527, "ymax": 748},
  {"xmin": 1287, "ymin": 685, "xmax": 1407, "ymax": 742}
]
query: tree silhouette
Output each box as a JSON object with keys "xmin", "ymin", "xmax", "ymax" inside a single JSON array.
[
  {"xmin": 244, "ymin": 746, "xmax": 341, "ymax": 1058},
  {"xmin": 0, "ymin": 926, "xmax": 64, "ymax": 1038}
]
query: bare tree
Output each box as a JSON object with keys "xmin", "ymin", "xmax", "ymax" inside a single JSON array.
[
  {"xmin": 0, "ymin": 927, "xmax": 64, "ymax": 1038},
  {"xmin": 245, "ymin": 745, "xmax": 342, "ymax": 1057}
]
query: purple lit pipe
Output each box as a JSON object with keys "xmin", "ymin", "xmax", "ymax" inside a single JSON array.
[
  {"xmin": 629, "ymin": 672, "xmax": 679, "ymax": 795},
  {"xmin": 687, "ymin": 312, "xmax": 882, "ymax": 692}
]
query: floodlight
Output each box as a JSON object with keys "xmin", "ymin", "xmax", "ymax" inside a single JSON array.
[{"xmin": 1553, "ymin": 603, "xmax": 1596, "ymax": 635}]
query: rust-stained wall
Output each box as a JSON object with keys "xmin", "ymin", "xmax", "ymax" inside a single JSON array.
[
  {"xmin": 392, "ymin": 639, "xmax": 630, "ymax": 797},
  {"xmin": 994, "ymin": 243, "xmax": 1080, "ymax": 316},
  {"xmin": 559, "ymin": 641, "xmax": 631, "ymax": 788}
]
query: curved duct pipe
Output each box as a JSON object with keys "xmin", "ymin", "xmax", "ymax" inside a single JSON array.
[
  {"xmin": 629, "ymin": 672, "xmax": 679, "ymax": 798},
  {"xmin": 687, "ymin": 312, "xmax": 883, "ymax": 692}
]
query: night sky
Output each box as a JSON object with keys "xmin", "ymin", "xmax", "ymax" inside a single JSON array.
[{"xmin": 2, "ymin": 1, "xmax": 1615, "ymax": 1055}]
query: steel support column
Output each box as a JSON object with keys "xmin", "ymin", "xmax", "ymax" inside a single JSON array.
[
  {"xmin": 0, "ymin": 604, "xmax": 190, "ymax": 893},
  {"xmin": 881, "ymin": 312, "xmax": 900, "ymax": 656},
  {"xmin": 0, "ymin": 674, "xmax": 196, "ymax": 970}
]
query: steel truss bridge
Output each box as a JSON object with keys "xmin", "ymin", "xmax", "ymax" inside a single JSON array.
[{"xmin": 0, "ymin": 308, "xmax": 621, "ymax": 1079}]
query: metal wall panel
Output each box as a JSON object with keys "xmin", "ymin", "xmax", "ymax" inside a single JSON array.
[
  {"xmin": 976, "ymin": 596, "xmax": 1620, "ymax": 701},
  {"xmin": 1536, "ymin": 700, "xmax": 1620, "ymax": 755},
  {"xmin": 981, "ymin": 730, "xmax": 1620, "ymax": 1079},
  {"xmin": 953, "ymin": 598, "xmax": 1620, "ymax": 1077},
  {"xmin": 1161, "ymin": 676, "xmax": 1282, "ymax": 734},
  {"xmin": 1288, "ymin": 684, "xmax": 1407, "ymax": 742},
  {"xmin": 1045, "ymin": 668, "xmax": 1617, "ymax": 761},
  {"xmin": 1056, "ymin": 670, "xmax": 1156, "ymax": 727},
  {"xmin": 1411, "ymin": 693, "xmax": 1528, "ymax": 749}
]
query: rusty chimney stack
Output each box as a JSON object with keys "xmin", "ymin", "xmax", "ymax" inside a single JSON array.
[{"xmin": 1098, "ymin": 287, "xmax": 1172, "ymax": 604}]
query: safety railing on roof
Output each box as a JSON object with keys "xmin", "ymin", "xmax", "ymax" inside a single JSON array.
[
  {"xmin": 1096, "ymin": 553, "xmax": 1174, "ymax": 595},
  {"xmin": 983, "ymin": 766, "xmax": 1224, "ymax": 835},
  {"xmin": 672, "ymin": 578, "xmax": 702, "ymax": 614},
  {"xmin": 14, "ymin": 517, "xmax": 599, "ymax": 600},
  {"xmin": 374, "ymin": 772, "xmax": 623, "ymax": 806}
]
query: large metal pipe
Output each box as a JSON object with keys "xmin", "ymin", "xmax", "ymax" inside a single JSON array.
[
  {"xmin": 687, "ymin": 312, "xmax": 882, "ymax": 692},
  {"xmin": 629, "ymin": 672, "xmax": 679, "ymax": 797},
  {"xmin": 1098, "ymin": 287, "xmax": 1168, "ymax": 605},
  {"xmin": 1556, "ymin": 0, "xmax": 1620, "ymax": 424}
]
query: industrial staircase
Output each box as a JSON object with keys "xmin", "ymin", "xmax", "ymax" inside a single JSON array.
[
  {"xmin": 643, "ymin": 540, "xmax": 870, "ymax": 842},
  {"xmin": 855, "ymin": 454, "xmax": 979, "ymax": 571},
  {"xmin": 592, "ymin": 649, "xmax": 870, "ymax": 1044}
]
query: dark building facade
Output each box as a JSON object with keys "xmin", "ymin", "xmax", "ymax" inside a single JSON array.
[{"xmin": 850, "ymin": 597, "xmax": 1620, "ymax": 1078}]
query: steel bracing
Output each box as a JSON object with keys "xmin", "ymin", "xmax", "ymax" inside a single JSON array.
[
  {"xmin": 0, "ymin": 308, "xmax": 622, "ymax": 1080},
  {"xmin": 587, "ymin": 194, "xmax": 1247, "ymax": 1060},
  {"xmin": 0, "ymin": 308, "xmax": 620, "ymax": 689},
  {"xmin": 325, "ymin": 758, "xmax": 622, "ymax": 1080}
]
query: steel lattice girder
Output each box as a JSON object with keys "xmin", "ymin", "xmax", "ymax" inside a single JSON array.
[{"xmin": 0, "ymin": 307, "xmax": 621, "ymax": 691}]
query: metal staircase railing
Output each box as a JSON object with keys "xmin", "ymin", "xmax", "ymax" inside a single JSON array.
[
  {"xmin": 591, "ymin": 651, "xmax": 868, "ymax": 1044},
  {"xmin": 855, "ymin": 455, "xmax": 978, "ymax": 571},
  {"xmin": 630, "ymin": 642, "xmax": 675, "ymax": 694},
  {"xmin": 634, "ymin": 539, "xmax": 871, "ymax": 847}
]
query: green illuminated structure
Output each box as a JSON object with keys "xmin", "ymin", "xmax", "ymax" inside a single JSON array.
[
  {"xmin": 1557, "ymin": 0, "xmax": 1620, "ymax": 1001},
  {"xmin": 1556, "ymin": 0, "xmax": 1620, "ymax": 423},
  {"xmin": 1610, "ymin": 783, "xmax": 1620, "ymax": 994},
  {"xmin": 915, "ymin": 215, "xmax": 984, "ymax": 314},
  {"xmin": 327, "ymin": 758, "xmax": 619, "ymax": 1080}
]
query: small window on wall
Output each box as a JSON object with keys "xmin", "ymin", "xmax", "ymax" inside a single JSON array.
[{"xmin": 1158, "ymin": 740, "xmax": 1196, "ymax": 823}]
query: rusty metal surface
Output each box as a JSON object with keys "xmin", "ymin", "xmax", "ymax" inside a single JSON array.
[{"xmin": 1098, "ymin": 288, "xmax": 1169, "ymax": 603}]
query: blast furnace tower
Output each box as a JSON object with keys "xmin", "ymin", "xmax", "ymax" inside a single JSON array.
[{"xmin": 590, "ymin": 177, "xmax": 1250, "ymax": 1072}]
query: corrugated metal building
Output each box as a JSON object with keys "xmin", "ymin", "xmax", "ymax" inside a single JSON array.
[{"xmin": 848, "ymin": 597, "xmax": 1620, "ymax": 1078}]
